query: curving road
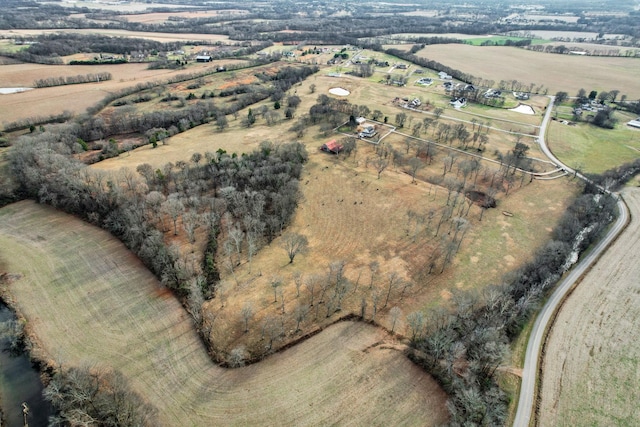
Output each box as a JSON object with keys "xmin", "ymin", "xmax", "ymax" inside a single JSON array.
[{"xmin": 513, "ymin": 96, "xmax": 630, "ymax": 426}]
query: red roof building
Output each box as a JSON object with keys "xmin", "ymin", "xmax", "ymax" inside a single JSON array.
[{"xmin": 320, "ymin": 139, "xmax": 343, "ymax": 154}]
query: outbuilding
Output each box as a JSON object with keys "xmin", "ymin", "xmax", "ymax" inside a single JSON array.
[{"xmin": 320, "ymin": 139, "xmax": 344, "ymax": 154}]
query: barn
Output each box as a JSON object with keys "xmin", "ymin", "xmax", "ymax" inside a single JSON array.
[
  {"xmin": 320, "ymin": 139, "xmax": 343, "ymax": 154},
  {"xmin": 196, "ymin": 55, "xmax": 212, "ymax": 62}
]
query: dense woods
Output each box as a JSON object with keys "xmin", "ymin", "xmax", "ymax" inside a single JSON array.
[{"xmin": 8, "ymin": 123, "xmax": 307, "ymax": 312}]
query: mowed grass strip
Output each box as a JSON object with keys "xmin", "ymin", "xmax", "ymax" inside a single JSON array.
[{"xmin": 0, "ymin": 201, "xmax": 448, "ymax": 426}]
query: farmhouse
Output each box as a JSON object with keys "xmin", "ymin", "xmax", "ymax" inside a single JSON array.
[
  {"xmin": 320, "ymin": 139, "xmax": 343, "ymax": 154},
  {"xmin": 450, "ymin": 97, "xmax": 467, "ymax": 108},
  {"xmin": 196, "ymin": 55, "xmax": 212, "ymax": 62},
  {"xmin": 359, "ymin": 125, "xmax": 377, "ymax": 138}
]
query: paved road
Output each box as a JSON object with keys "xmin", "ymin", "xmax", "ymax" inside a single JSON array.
[{"xmin": 513, "ymin": 96, "xmax": 630, "ymax": 426}]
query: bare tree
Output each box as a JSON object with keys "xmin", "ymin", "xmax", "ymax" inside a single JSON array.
[
  {"xmin": 383, "ymin": 272, "xmax": 401, "ymax": 308},
  {"xmin": 406, "ymin": 311, "xmax": 425, "ymax": 342},
  {"xmin": 370, "ymin": 289, "xmax": 381, "ymax": 321},
  {"xmin": 293, "ymin": 303, "xmax": 310, "ymax": 332},
  {"xmin": 292, "ymin": 270, "xmax": 303, "ymax": 297},
  {"xmin": 228, "ymin": 346, "xmax": 247, "ymax": 367},
  {"xmin": 267, "ymin": 276, "xmax": 282, "ymax": 303},
  {"xmin": 389, "ymin": 307, "xmax": 402, "ymax": 333},
  {"xmin": 281, "ymin": 232, "xmax": 309, "ymax": 263},
  {"xmin": 305, "ymin": 274, "xmax": 321, "ymax": 306},
  {"xmin": 408, "ymin": 157, "xmax": 424, "ymax": 183},
  {"xmin": 374, "ymin": 157, "xmax": 389, "ymax": 179},
  {"xmin": 240, "ymin": 302, "xmax": 254, "ymax": 333},
  {"xmin": 369, "ymin": 261, "xmax": 379, "ymax": 289},
  {"xmin": 182, "ymin": 209, "xmax": 201, "ymax": 245},
  {"xmin": 162, "ymin": 195, "xmax": 184, "ymax": 236}
]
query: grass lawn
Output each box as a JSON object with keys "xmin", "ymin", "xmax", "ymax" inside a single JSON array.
[{"xmin": 546, "ymin": 117, "xmax": 640, "ymax": 174}]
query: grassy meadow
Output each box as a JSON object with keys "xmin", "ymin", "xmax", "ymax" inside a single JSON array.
[
  {"xmin": 90, "ymin": 66, "xmax": 578, "ymax": 355},
  {"xmin": 547, "ymin": 115, "xmax": 640, "ymax": 173}
]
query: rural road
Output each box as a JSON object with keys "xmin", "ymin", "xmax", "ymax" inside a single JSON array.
[{"xmin": 513, "ymin": 96, "xmax": 631, "ymax": 426}]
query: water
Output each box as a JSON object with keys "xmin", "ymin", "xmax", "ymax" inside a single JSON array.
[
  {"xmin": 0, "ymin": 304, "xmax": 50, "ymax": 427},
  {"xmin": 0, "ymin": 88, "xmax": 33, "ymax": 95}
]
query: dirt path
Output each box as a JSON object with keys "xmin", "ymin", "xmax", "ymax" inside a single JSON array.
[
  {"xmin": 0, "ymin": 201, "xmax": 448, "ymax": 426},
  {"xmin": 538, "ymin": 187, "xmax": 640, "ymax": 426}
]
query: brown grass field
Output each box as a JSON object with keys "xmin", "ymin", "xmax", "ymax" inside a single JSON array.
[
  {"xmin": 91, "ymin": 69, "xmax": 578, "ymax": 356},
  {"xmin": 537, "ymin": 187, "xmax": 640, "ymax": 426},
  {"xmin": 123, "ymin": 10, "xmax": 247, "ymax": 24},
  {"xmin": 0, "ymin": 201, "xmax": 449, "ymax": 426},
  {"xmin": 0, "ymin": 60, "xmax": 242, "ymax": 129},
  {"xmin": 415, "ymin": 45, "xmax": 640, "ymax": 98},
  {"xmin": 0, "ymin": 29, "xmax": 231, "ymax": 44}
]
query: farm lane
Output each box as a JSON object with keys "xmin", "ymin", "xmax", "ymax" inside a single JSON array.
[{"xmin": 537, "ymin": 187, "xmax": 640, "ymax": 425}]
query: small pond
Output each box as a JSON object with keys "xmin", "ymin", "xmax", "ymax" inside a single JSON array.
[
  {"xmin": 329, "ymin": 87, "xmax": 350, "ymax": 96},
  {"xmin": 0, "ymin": 88, "xmax": 33, "ymax": 95}
]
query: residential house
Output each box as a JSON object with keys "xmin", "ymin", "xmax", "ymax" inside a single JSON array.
[{"xmin": 450, "ymin": 97, "xmax": 467, "ymax": 108}]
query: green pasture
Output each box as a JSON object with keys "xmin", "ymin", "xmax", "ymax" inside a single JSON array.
[
  {"xmin": 463, "ymin": 36, "xmax": 549, "ymax": 46},
  {"xmin": 547, "ymin": 114, "xmax": 640, "ymax": 174}
]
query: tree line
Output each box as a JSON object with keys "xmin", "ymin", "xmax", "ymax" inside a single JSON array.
[
  {"xmin": 33, "ymin": 72, "xmax": 112, "ymax": 88},
  {"xmin": 406, "ymin": 170, "xmax": 628, "ymax": 425}
]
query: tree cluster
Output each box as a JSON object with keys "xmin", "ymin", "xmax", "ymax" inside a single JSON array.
[
  {"xmin": 44, "ymin": 365, "xmax": 158, "ymax": 427},
  {"xmin": 34, "ymin": 72, "xmax": 112, "ymax": 88},
  {"xmin": 9, "ymin": 124, "xmax": 306, "ymax": 314}
]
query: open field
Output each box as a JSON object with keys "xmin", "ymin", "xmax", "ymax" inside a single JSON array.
[
  {"xmin": 0, "ymin": 201, "xmax": 449, "ymax": 426},
  {"xmin": 547, "ymin": 117, "xmax": 640, "ymax": 174},
  {"xmin": 538, "ymin": 187, "xmax": 640, "ymax": 426},
  {"xmin": 90, "ymin": 64, "xmax": 578, "ymax": 354},
  {"xmin": 463, "ymin": 36, "xmax": 548, "ymax": 46},
  {"xmin": 123, "ymin": 10, "xmax": 248, "ymax": 24},
  {"xmin": 0, "ymin": 60, "xmax": 240, "ymax": 129},
  {"xmin": 46, "ymin": 1, "xmax": 200, "ymax": 12},
  {"xmin": 415, "ymin": 45, "xmax": 640, "ymax": 98},
  {"xmin": 0, "ymin": 29, "xmax": 231, "ymax": 44}
]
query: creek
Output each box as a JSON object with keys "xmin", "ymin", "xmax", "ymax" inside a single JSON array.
[{"xmin": 0, "ymin": 303, "xmax": 50, "ymax": 427}]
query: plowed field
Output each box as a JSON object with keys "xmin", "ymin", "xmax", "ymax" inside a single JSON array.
[
  {"xmin": 538, "ymin": 187, "xmax": 640, "ymax": 425},
  {"xmin": 0, "ymin": 201, "xmax": 448, "ymax": 426}
]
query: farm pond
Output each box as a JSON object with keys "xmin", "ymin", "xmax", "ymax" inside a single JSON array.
[
  {"xmin": 0, "ymin": 88, "xmax": 33, "ymax": 95},
  {"xmin": 0, "ymin": 303, "xmax": 50, "ymax": 427}
]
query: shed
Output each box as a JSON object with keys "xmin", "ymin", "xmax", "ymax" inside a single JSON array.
[{"xmin": 321, "ymin": 139, "xmax": 344, "ymax": 154}]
